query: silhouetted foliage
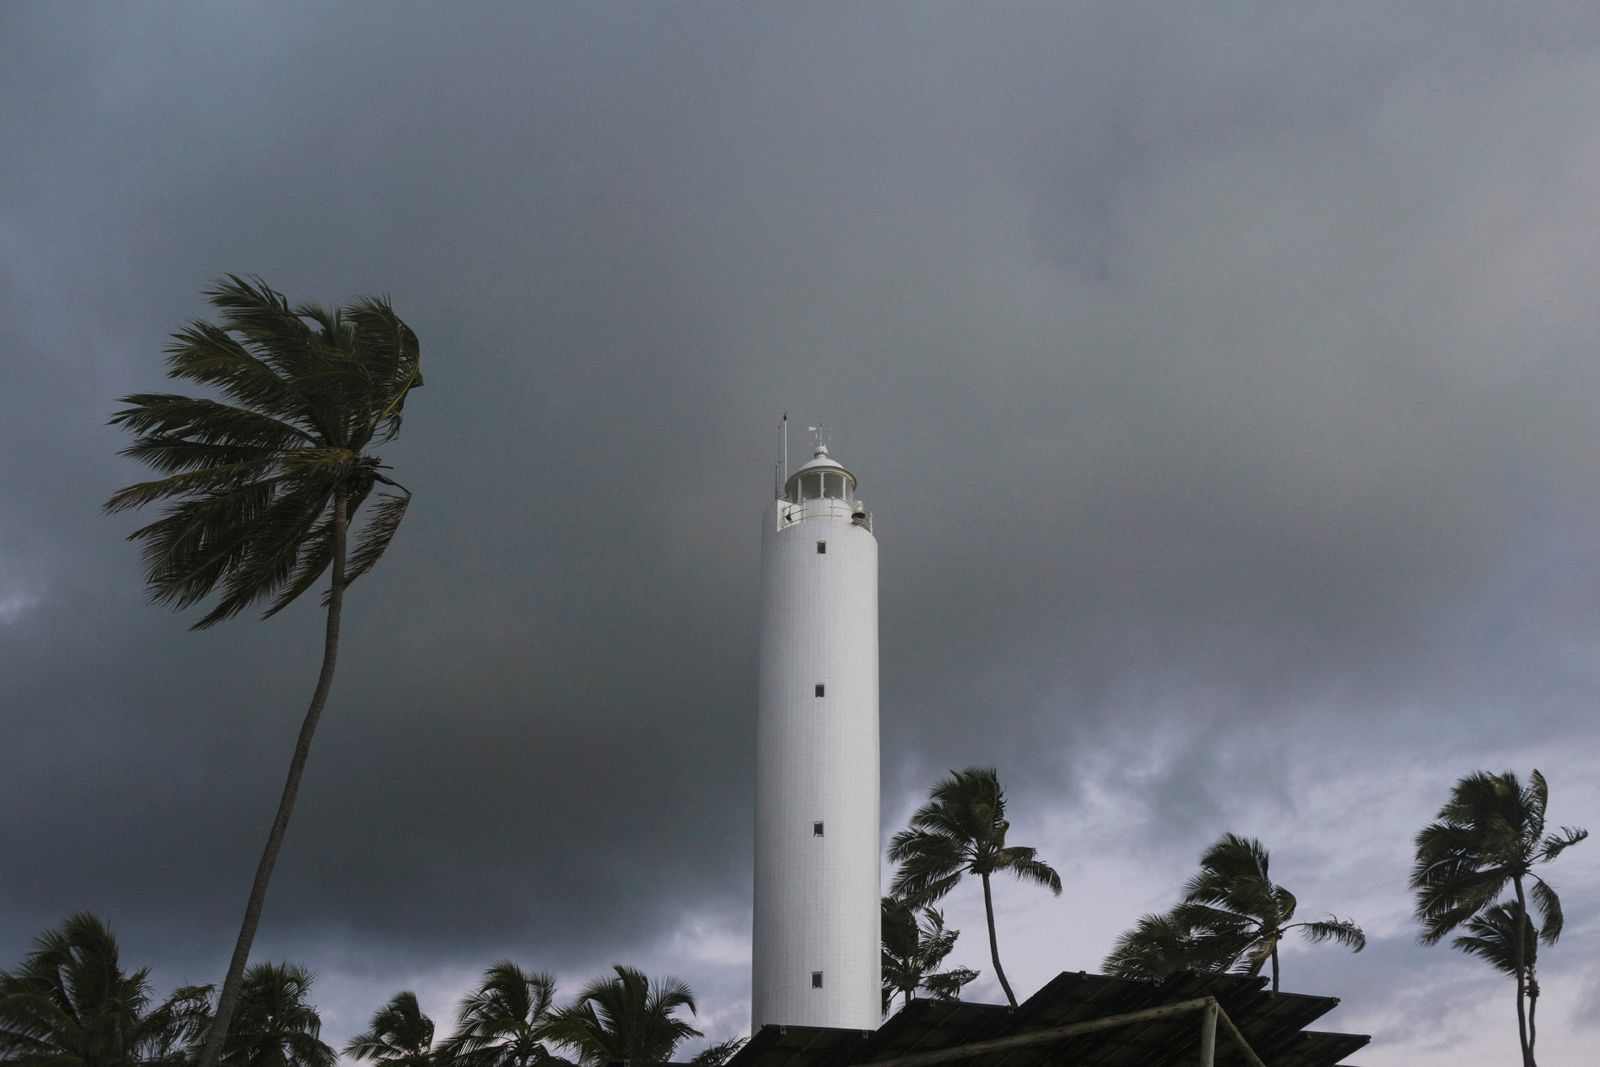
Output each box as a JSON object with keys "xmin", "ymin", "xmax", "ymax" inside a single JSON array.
[
  {"xmin": 345, "ymin": 992, "xmax": 435, "ymax": 1067},
  {"xmin": 881, "ymin": 898, "xmax": 977, "ymax": 1012},
  {"xmin": 1412, "ymin": 769, "xmax": 1586, "ymax": 1067},
  {"xmin": 0, "ymin": 914, "xmax": 207, "ymax": 1067},
  {"xmin": 547, "ymin": 965, "xmax": 701, "ymax": 1066},
  {"xmin": 107, "ymin": 276, "xmax": 423, "ymax": 1067},
  {"xmin": 889, "ymin": 767, "xmax": 1060, "ymax": 1008}
]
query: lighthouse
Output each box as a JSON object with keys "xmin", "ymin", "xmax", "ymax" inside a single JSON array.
[{"xmin": 752, "ymin": 427, "xmax": 880, "ymax": 1031}]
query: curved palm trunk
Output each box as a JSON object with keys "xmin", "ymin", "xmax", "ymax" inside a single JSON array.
[
  {"xmin": 1270, "ymin": 945, "xmax": 1280, "ymax": 994},
  {"xmin": 980, "ymin": 873, "xmax": 1018, "ymax": 1009},
  {"xmin": 1511, "ymin": 878, "xmax": 1533, "ymax": 1067},
  {"xmin": 196, "ymin": 493, "xmax": 348, "ymax": 1067}
]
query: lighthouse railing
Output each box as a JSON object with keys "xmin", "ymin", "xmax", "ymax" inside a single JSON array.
[{"xmin": 777, "ymin": 497, "xmax": 873, "ymax": 534}]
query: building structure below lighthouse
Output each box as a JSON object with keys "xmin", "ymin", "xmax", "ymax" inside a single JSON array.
[{"xmin": 751, "ymin": 435, "xmax": 881, "ymax": 1031}]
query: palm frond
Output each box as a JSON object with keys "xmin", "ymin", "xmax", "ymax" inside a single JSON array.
[
  {"xmin": 1529, "ymin": 878, "xmax": 1564, "ymax": 943},
  {"xmin": 1537, "ymin": 826, "xmax": 1588, "ymax": 863},
  {"xmin": 1451, "ymin": 902, "xmax": 1536, "ymax": 977},
  {"xmin": 344, "ymin": 491, "xmax": 410, "ymax": 587},
  {"xmin": 1294, "ymin": 917, "xmax": 1366, "ymax": 951}
]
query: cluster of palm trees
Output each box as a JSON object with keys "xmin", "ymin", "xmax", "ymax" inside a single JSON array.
[
  {"xmin": 0, "ymin": 916, "xmax": 726, "ymax": 1067},
  {"xmin": 1092, "ymin": 768, "xmax": 1585, "ymax": 1067},
  {"xmin": 1102, "ymin": 833, "xmax": 1367, "ymax": 991}
]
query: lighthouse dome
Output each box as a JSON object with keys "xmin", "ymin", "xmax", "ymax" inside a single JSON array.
[{"xmin": 783, "ymin": 444, "xmax": 858, "ymax": 503}]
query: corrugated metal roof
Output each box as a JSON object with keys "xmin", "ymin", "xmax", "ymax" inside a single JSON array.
[{"xmin": 724, "ymin": 971, "xmax": 1369, "ymax": 1067}]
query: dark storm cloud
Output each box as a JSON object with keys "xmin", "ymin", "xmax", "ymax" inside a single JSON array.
[{"xmin": 5, "ymin": 4, "xmax": 1600, "ymax": 1062}]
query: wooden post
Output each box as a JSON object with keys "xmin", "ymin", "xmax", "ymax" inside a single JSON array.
[{"xmin": 1199, "ymin": 1000, "xmax": 1218, "ymax": 1067}]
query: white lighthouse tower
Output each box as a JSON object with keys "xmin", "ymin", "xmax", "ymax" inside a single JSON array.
[{"xmin": 752, "ymin": 426, "xmax": 880, "ymax": 1031}]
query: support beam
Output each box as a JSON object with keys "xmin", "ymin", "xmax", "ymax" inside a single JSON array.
[
  {"xmin": 848, "ymin": 996, "xmax": 1274, "ymax": 1067},
  {"xmin": 1199, "ymin": 1001, "xmax": 1218, "ymax": 1067},
  {"xmin": 1215, "ymin": 1004, "xmax": 1270, "ymax": 1067}
]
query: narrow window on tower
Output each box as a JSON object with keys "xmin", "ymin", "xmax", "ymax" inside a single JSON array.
[
  {"xmin": 813, "ymin": 821, "xmax": 824, "ymax": 837},
  {"xmin": 812, "ymin": 971, "xmax": 824, "ymax": 989},
  {"xmin": 817, "ymin": 540, "xmax": 827, "ymax": 554},
  {"xmin": 815, "ymin": 683, "xmax": 825, "ymax": 697}
]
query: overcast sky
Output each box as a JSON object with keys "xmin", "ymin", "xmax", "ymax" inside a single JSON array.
[{"xmin": 4, "ymin": 4, "xmax": 1600, "ymax": 1064}]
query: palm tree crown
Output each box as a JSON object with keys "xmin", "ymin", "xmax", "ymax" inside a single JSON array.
[
  {"xmin": 439, "ymin": 963, "xmax": 569, "ymax": 1067},
  {"xmin": 1174, "ymin": 833, "xmax": 1365, "ymax": 994},
  {"xmin": 547, "ymin": 965, "xmax": 701, "ymax": 1066},
  {"xmin": 107, "ymin": 275, "xmax": 421, "ymax": 628},
  {"xmin": 0, "ymin": 914, "xmax": 207, "ymax": 1067},
  {"xmin": 344, "ymin": 992, "xmax": 435, "ymax": 1067},
  {"xmin": 1411, "ymin": 770, "xmax": 1585, "ymax": 945},
  {"xmin": 107, "ymin": 275, "xmax": 423, "ymax": 1067},
  {"xmin": 888, "ymin": 767, "xmax": 1061, "ymax": 1009},
  {"xmin": 1102, "ymin": 911, "xmax": 1238, "ymax": 981},
  {"xmin": 215, "ymin": 963, "xmax": 334, "ymax": 1067}
]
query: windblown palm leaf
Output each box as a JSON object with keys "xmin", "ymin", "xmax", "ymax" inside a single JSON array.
[
  {"xmin": 1411, "ymin": 770, "xmax": 1585, "ymax": 1066},
  {"xmin": 0, "ymin": 914, "xmax": 208, "ymax": 1067},
  {"xmin": 345, "ymin": 992, "xmax": 435, "ymax": 1067},
  {"xmin": 107, "ymin": 276, "xmax": 424, "ymax": 1067},
  {"xmin": 1174, "ymin": 834, "xmax": 1364, "ymax": 994},
  {"xmin": 439, "ymin": 963, "xmax": 569, "ymax": 1067},
  {"xmin": 888, "ymin": 768, "xmax": 1060, "ymax": 1009},
  {"xmin": 547, "ymin": 965, "xmax": 701, "ymax": 1066},
  {"xmin": 214, "ymin": 963, "xmax": 334, "ymax": 1067}
]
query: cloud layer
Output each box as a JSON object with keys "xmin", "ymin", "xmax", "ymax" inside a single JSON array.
[{"xmin": 4, "ymin": 5, "xmax": 1599, "ymax": 1063}]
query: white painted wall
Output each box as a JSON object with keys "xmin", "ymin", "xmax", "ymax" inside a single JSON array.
[{"xmin": 752, "ymin": 492, "xmax": 880, "ymax": 1031}]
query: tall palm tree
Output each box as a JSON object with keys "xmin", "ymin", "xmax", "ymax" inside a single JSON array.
[
  {"xmin": 888, "ymin": 767, "xmax": 1061, "ymax": 1009},
  {"xmin": 546, "ymin": 966, "xmax": 701, "ymax": 1066},
  {"xmin": 106, "ymin": 275, "xmax": 422, "ymax": 1067},
  {"xmin": 215, "ymin": 963, "xmax": 334, "ymax": 1067},
  {"xmin": 1411, "ymin": 769, "xmax": 1586, "ymax": 1067},
  {"xmin": 438, "ymin": 963, "xmax": 569, "ymax": 1067},
  {"xmin": 0, "ymin": 914, "xmax": 208, "ymax": 1067},
  {"xmin": 1102, "ymin": 910, "xmax": 1236, "ymax": 981},
  {"xmin": 881, "ymin": 898, "xmax": 978, "ymax": 1013},
  {"xmin": 344, "ymin": 992, "xmax": 435, "ymax": 1067},
  {"xmin": 1453, "ymin": 903, "xmax": 1541, "ymax": 1061},
  {"xmin": 1175, "ymin": 833, "xmax": 1365, "ymax": 994}
]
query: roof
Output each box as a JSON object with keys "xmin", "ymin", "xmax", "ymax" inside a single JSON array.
[
  {"xmin": 725, "ymin": 971, "xmax": 1369, "ymax": 1067},
  {"xmin": 788, "ymin": 444, "xmax": 857, "ymax": 484}
]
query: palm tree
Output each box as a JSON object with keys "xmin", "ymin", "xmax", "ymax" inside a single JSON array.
[
  {"xmin": 1175, "ymin": 833, "xmax": 1365, "ymax": 994},
  {"xmin": 438, "ymin": 963, "xmax": 569, "ymax": 1067},
  {"xmin": 1453, "ymin": 903, "xmax": 1541, "ymax": 1061},
  {"xmin": 345, "ymin": 992, "xmax": 435, "ymax": 1067},
  {"xmin": 686, "ymin": 1038, "xmax": 745, "ymax": 1066},
  {"xmin": 106, "ymin": 275, "xmax": 423, "ymax": 1067},
  {"xmin": 214, "ymin": 963, "xmax": 334, "ymax": 1067},
  {"xmin": 1411, "ymin": 769, "xmax": 1586, "ymax": 1067},
  {"xmin": 547, "ymin": 966, "xmax": 701, "ymax": 1066},
  {"xmin": 0, "ymin": 914, "xmax": 208, "ymax": 1067},
  {"xmin": 1102, "ymin": 911, "xmax": 1236, "ymax": 981},
  {"xmin": 888, "ymin": 767, "xmax": 1061, "ymax": 1009},
  {"xmin": 881, "ymin": 898, "xmax": 978, "ymax": 1012}
]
